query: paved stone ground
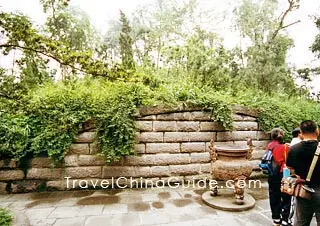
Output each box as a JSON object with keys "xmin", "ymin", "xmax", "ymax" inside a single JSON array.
[{"xmin": 0, "ymin": 182, "xmax": 318, "ymax": 226}]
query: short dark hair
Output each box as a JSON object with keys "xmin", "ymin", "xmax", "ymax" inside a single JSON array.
[
  {"xmin": 292, "ymin": 127, "xmax": 301, "ymax": 138},
  {"xmin": 300, "ymin": 120, "xmax": 318, "ymax": 134},
  {"xmin": 271, "ymin": 128, "xmax": 284, "ymax": 142}
]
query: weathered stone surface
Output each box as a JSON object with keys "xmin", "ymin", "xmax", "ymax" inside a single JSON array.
[
  {"xmin": 153, "ymin": 153, "xmax": 190, "ymax": 165},
  {"xmin": 27, "ymin": 168, "xmax": 62, "ymax": 180},
  {"xmin": 190, "ymin": 111, "xmax": 212, "ymax": 121},
  {"xmin": 211, "ymin": 160, "xmax": 253, "ymax": 180},
  {"xmin": 134, "ymin": 144, "xmax": 146, "ymax": 154},
  {"xmin": 200, "ymin": 122, "xmax": 225, "ymax": 131},
  {"xmin": 11, "ymin": 180, "xmax": 44, "ymax": 193},
  {"xmin": 69, "ymin": 143, "xmax": 90, "ymax": 155},
  {"xmin": 64, "ymin": 155, "xmax": 78, "ymax": 167},
  {"xmin": 146, "ymin": 143, "xmax": 180, "ymax": 154},
  {"xmin": 231, "ymin": 105, "xmax": 259, "ymax": 117},
  {"xmin": 153, "ymin": 121, "xmax": 177, "ymax": 131},
  {"xmin": 189, "ymin": 132, "xmax": 215, "ymax": 142},
  {"xmin": 251, "ymin": 149, "xmax": 265, "ymax": 160},
  {"xmin": 46, "ymin": 180, "xmax": 66, "ymax": 190},
  {"xmin": 74, "ymin": 132, "xmax": 96, "ymax": 143},
  {"xmin": 164, "ymin": 132, "xmax": 189, "ymax": 142},
  {"xmin": 78, "ymin": 155, "xmax": 105, "ymax": 166},
  {"xmin": 136, "ymin": 121, "xmax": 153, "ymax": 132},
  {"xmin": 169, "ymin": 164, "xmax": 201, "ymax": 176},
  {"xmin": 0, "ymin": 182, "xmax": 7, "ymax": 194},
  {"xmin": 216, "ymin": 131, "xmax": 257, "ymax": 141},
  {"xmin": 65, "ymin": 167, "xmax": 102, "ymax": 178},
  {"xmin": 156, "ymin": 113, "xmax": 177, "ymax": 121},
  {"xmin": 30, "ymin": 157, "xmax": 54, "ymax": 168},
  {"xmin": 200, "ymin": 163, "xmax": 212, "ymax": 173},
  {"xmin": 0, "ymin": 170, "xmax": 24, "ymax": 181},
  {"xmin": 160, "ymin": 176, "xmax": 184, "ymax": 184},
  {"xmin": 176, "ymin": 121, "xmax": 200, "ymax": 132},
  {"xmin": 138, "ymin": 104, "xmax": 203, "ymax": 117},
  {"xmin": 257, "ymin": 131, "xmax": 270, "ymax": 140},
  {"xmin": 232, "ymin": 114, "xmax": 257, "ymax": 121},
  {"xmin": 89, "ymin": 143, "xmax": 99, "ymax": 154},
  {"xmin": 150, "ymin": 166, "xmax": 170, "ymax": 177},
  {"xmin": 137, "ymin": 132, "xmax": 163, "ymax": 143},
  {"xmin": 139, "ymin": 115, "xmax": 156, "ymax": 121},
  {"xmin": 252, "ymin": 140, "xmax": 269, "ymax": 148},
  {"xmin": 0, "ymin": 159, "xmax": 16, "ymax": 169},
  {"xmin": 102, "ymin": 166, "xmax": 151, "ymax": 178},
  {"xmin": 190, "ymin": 152, "xmax": 211, "ymax": 163},
  {"xmin": 232, "ymin": 121, "xmax": 258, "ymax": 131},
  {"xmin": 181, "ymin": 142, "xmax": 205, "ymax": 153},
  {"xmin": 216, "ymin": 132, "xmax": 233, "ymax": 141},
  {"xmin": 185, "ymin": 174, "xmax": 212, "ymax": 181},
  {"xmin": 123, "ymin": 155, "xmax": 155, "ymax": 166}
]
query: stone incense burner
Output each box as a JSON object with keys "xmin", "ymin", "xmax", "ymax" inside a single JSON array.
[{"xmin": 209, "ymin": 138, "xmax": 254, "ymax": 205}]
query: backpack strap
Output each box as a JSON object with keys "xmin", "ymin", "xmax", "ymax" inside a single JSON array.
[{"xmin": 306, "ymin": 145, "xmax": 320, "ymax": 183}]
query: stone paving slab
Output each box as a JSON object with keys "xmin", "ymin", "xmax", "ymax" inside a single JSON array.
[{"xmin": 0, "ymin": 184, "xmax": 318, "ymax": 226}]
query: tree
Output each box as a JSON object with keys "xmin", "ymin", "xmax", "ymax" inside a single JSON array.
[
  {"xmin": 234, "ymin": 0, "xmax": 300, "ymax": 94},
  {"xmin": 119, "ymin": 11, "xmax": 135, "ymax": 71}
]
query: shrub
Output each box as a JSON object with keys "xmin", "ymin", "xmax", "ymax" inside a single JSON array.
[{"xmin": 0, "ymin": 208, "xmax": 13, "ymax": 226}]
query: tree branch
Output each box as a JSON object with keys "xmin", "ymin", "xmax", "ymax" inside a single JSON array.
[
  {"xmin": 269, "ymin": 0, "xmax": 299, "ymax": 42},
  {"xmin": 0, "ymin": 44, "xmax": 107, "ymax": 77}
]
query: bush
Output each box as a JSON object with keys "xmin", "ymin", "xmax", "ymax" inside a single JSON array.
[{"xmin": 0, "ymin": 208, "xmax": 13, "ymax": 226}]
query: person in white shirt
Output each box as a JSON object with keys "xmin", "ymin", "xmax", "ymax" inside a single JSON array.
[{"xmin": 290, "ymin": 127, "xmax": 303, "ymax": 146}]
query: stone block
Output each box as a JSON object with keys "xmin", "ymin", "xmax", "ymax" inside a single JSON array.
[
  {"xmin": 65, "ymin": 167, "xmax": 102, "ymax": 178},
  {"xmin": 74, "ymin": 132, "xmax": 96, "ymax": 143},
  {"xmin": 190, "ymin": 111, "xmax": 212, "ymax": 121},
  {"xmin": 156, "ymin": 113, "xmax": 176, "ymax": 121},
  {"xmin": 153, "ymin": 153, "xmax": 190, "ymax": 165},
  {"xmin": 30, "ymin": 157, "xmax": 54, "ymax": 168},
  {"xmin": 185, "ymin": 174, "xmax": 212, "ymax": 181},
  {"xmin": 150, "ymin": 166, "xmax": 171, "ymax": 177},
  {"xmin": 11, "ymin": 180, "xmax": 45, "ymax": 193},
  {"xmin": 217, "ymin": 131, "xmax": 257, "ymax": 141},
  {"xmin": 232, "ymin": 114, "xmax": 257, "ymax": 121},
  {"xmin": 176, "ymin": 121, "xmax": 200, "ymax": 132},
  {"xmin": 253, "ymin": 140, "xmax": 269, "ymax": 148},
  {"xmin": 69, "ymin": 143, "xmax": 90, "ymax": 155},
  {"xmin": 200, "ymin": 122, "xmax": 225, "ymax": 131},
  {"xmin": 139, "ymin": 115, "xmax": 157, "ymax": 121},
  {"xmin": 252, "ymin": 149, "xmax": 265, "ymax": 160},
  {"xmin": 216, "ymin": 132, "xmax": 233, "ymax": 141},
  {"xmin": 257, "ymin": 131, "xmax": 270, "ymax": 140},
  {"xmin": 181, "ymin": 142, "xmax": 205, "ymax": 153},
  {"xmin": 200, "ymin": 163, "xmax": 212, "ymax": 173},
  {"xmin": 0, "ymin": 159, "xmax": 17, "ymax": 169},
  {"xmin": 190, "ymin": 152, "xmax": 211, "ymax": 163},
  {"xmin": 136, "ymin": 121, "xmax": 153, "ymax": 132},
  {"xmin": 134, "ymin": 144, "xmax": 146, "ymax": 154},
  {"xmin": 153, "ymin": 121, "xmax": 177, "ymax": 131},
  {"xmin": 102, "ymin": 166, "xmax": 151, "ymax": 178},
  {"xmin": 123, "ymin": 155, "xmax": 155, "ymax": 166},
  {"xmin": 78, "ymin": 155, "xmax": 106, "ymax": 166},
  {"xmin": 64, "ymin": 155, "xmax": 78, "ymax": 167},
  {"xmin": 146, "ymin": 143, "xmax": 180, "ymax": 154},
  {"xmin": 169, "ymin": 164, "xmax": 201, "ymax": 176},
  {"xmin": 89, "ymin": 143, "xmax": 99, "ymax": 154},
  {"xmin": 189, "ymin": 132, "xmax": 215, "ymax": 142},
  {"xmin": 27, "ymin": 168, "xmax": 62, "ymax": 180},
  {"xmin": 0, "ymin": 182, "xmax": 7, "ymax": 194},
  {"xmin": 0, "ymin": 170, "xmax": 24, "ymax": 181},
  {"xmin": 47, "ymin": 180, "xmax": 66, "ymax": 190},
  {"xmin": 164, "ymin": 132, "xmax": 189, "ymax": 142},
  {"xmin": 233, "ymin": 121, "xmax": 259, "ymax": 131},
  {"xmin": 137, "ymin": 132, "xmax": 163, "ymax": 143}
]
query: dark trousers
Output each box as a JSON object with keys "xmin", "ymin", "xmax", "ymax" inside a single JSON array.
[
  {"xmin": 294, "ymin": 187, "xmax": 320, "ymax": 226},
  {"xmin": 268, "ymin": 174, "xmax": 292, "ymax": 221}
]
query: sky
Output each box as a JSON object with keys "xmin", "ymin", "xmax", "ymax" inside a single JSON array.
[{"xmin": 1, "ymin": 0, "xmax": 320, "ymax": 91}]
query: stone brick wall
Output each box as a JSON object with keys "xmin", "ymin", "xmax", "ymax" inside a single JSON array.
[{"xmin": 0, "ymin": 105, "xmax": 269, "ymax": 194}]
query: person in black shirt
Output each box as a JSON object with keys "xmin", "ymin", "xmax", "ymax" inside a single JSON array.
[{"xmin": 287, "ymin": 120, "xmax": 320, "ymax": 226}]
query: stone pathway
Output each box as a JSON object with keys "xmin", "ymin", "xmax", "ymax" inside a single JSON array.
[{"xmin": 0, "ymin": 183, "xmax": 318, "ymax": 226}]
